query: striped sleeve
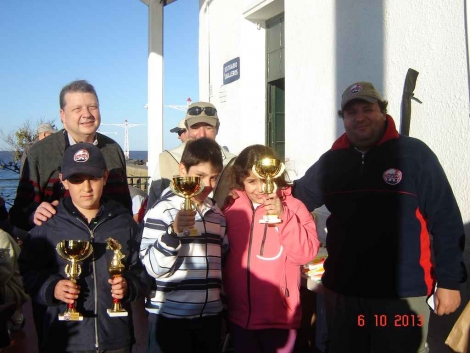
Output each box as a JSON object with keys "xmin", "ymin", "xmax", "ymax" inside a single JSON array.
[{"xmin": 140, "ymin": 200, "xmax": 181, "ymax": 278}]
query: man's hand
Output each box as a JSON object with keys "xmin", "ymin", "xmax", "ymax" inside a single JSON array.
[
  {"xmin": 434, "ymin": 288, "xmax": 461, "ymax": 315},
  {"xmin": 173, "ymin": 209, "xmax": 196, "ymax": 233},
  {"xmin": 33, "ymin": 200, "xmax": 59, "ymax": 226},
  {"xmin": 54, "ymin": 279, "xmax": 80, "ymax": 304},
  {"xmin": 108, "ymin": 276, "xmax": 128, "ymax": 300}
]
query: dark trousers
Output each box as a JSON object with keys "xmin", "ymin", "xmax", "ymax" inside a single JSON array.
[
  {"xmin": 147, "ymin": 313, "xmax": 222, "ymax": 353},
  {"xmin": 230, "ymin": 323, "xmax": 297, "ymax": 353}
]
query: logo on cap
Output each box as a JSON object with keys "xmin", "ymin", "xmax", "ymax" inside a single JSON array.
[
  {"xmin": 383, "ymin": 168, "xmax": 402, "ymax": 185},
  {"xmin": 74, "ymin": 149, "xmax": 90, "ymax": 163},
  {"xmin": 349, "ymin": 84, "xmax": 363, "ymax": 94}
]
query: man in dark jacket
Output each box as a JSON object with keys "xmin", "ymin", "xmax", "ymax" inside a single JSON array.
[
  {"xmin": 293, "ymin": 82, "xmax": 466, "ymax": 353},
  {"xmin": 9, "ymin": 80, "xmax": 131, "ymax": 231},
  {"xmin": 19, "ymin": 143, "xmax": 147, "ymax": 353}
]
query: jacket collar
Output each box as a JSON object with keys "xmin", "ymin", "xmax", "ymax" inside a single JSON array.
[{"xmin": 331, "ymin": 114, "xmax": 399, "ymax": 151}]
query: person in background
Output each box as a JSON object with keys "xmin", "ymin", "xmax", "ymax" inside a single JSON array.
[
  {"xmin": 20, "ymin": 123, "xmax": 57, "ymax": 175},
  {"xmin": 0, "ymin": 198, "xmax": 27, "ymax": 245},
  {"xmin": 10, "ymin": 79, "xmax": 131, "ymax": 232},
  {"xmin": 222, "ymin": 144, "xmax": 319, "ymax": 353},
  {"xmin": 146, "ymin": 102, "xmax": 237, "ymax": 210},
  {"xmin": 169, "ymin": 118, "xmax": 189, "ymax": 143},
  {"xmin": 140, "ymin": 138, "xmax": 226, "ymax": 353},
  {"xmin": 0, "ymin": 228, "xmax": 28, "ymax": 333},
  {"xmin": 128, "ymin": 185, "xmax": 148, "ymax": 224},
  {"xmin": 19, "ymin": 143, "xmax": 147, "ymax": 353},
  {"xmin": 293, "ymin": 81, "xmax": 466, "ymax": 353}
]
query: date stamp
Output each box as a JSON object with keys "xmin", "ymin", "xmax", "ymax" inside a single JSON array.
[{"xmin": 357, "ymin": 314, "xmax": 424, "ymax": 327}]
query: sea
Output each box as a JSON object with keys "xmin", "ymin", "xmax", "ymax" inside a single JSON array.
[{"xmin": 0, "ymin": 150, "xmax": 148, "ymax": 210}]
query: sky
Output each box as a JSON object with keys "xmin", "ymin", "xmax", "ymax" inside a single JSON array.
[{"xmin": 0, "ymin": 0, "xmax": 199, "ymax": 153}]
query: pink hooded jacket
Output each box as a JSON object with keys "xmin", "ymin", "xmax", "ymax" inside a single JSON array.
[{"xmin": 223, "ymin": 187, "xmax": 320, "ymax": 330}]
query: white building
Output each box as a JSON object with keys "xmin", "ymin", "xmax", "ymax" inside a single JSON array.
[{"xmin": 142, "ymin": 0, "xmax": 470, "ymax": 227}]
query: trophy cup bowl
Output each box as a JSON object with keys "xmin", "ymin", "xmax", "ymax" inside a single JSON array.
[
  {"xmin": 252, "ymin": 157, "xmax": 286, "ymax": 224},
  {"xmin": 106, "ymin": 237, "xmax": 128, "ymax": 317},
  {"xmin": 170, "ymin": 176, "xmax": 205, "ymax": 236},
  {"xmin": 56, "ymin": 240, "xmax": 93, "ymax": 321}
]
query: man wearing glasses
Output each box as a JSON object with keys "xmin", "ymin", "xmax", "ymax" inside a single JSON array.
[
  {"xmin": 147, "ymin": 102, "xmax": 236, "ymax": 210},
  {"xmin": 169, "ymin": 118, "xmax": 189, "ymax": 143}
]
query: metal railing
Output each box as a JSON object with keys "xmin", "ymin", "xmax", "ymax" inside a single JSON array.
[{"xmin": 128, "ymin": 176, "xmax": 150, "ymax": 192}]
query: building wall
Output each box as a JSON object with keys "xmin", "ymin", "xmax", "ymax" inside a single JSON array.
[{"xmin": 198, "ymin": 0, "xmax": 470, "ymax": 225}]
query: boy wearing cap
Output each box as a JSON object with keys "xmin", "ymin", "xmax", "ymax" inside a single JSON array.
[
  {"xmin": 140, "ymin": 138, "xmax": 226, "ymax": 353},
  {"xmin": 19, "ymin": 143, "xmax": 147, "ymax": 353}
]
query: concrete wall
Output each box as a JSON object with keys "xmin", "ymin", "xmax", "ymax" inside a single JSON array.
[{"xmin": 198, "ymin": 0, "xmax": 470, "ymax": 225}]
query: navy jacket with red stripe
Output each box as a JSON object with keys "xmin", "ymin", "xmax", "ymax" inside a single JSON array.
[{"xmin": 294, "ymin": 116, "xmax": 465, "ymax": 298}]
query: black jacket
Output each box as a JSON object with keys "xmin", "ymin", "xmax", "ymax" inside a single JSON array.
[
  {"xmin": 19, "ymin": 197, "xmax": 147, "ymax": 352},
  {"xmin": 294, "ymin": 116, "xmax": 466, "ymax": 298}
]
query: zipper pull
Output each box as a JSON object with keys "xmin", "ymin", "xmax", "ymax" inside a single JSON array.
[{"xmin": 285, "ymin": 288, "xmax": 289, "ymax": 297}]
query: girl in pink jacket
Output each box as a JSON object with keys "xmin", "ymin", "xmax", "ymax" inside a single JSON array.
[{"xmin": 222, "ymin": 145, "xmax": 320, "ymax": 353}]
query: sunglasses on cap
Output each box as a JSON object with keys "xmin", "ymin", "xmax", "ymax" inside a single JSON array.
[
  {"xmin": 187, "ymin": 106, "xmax": 217, "ymax": 116},
  {"xmin": 177, "ymin": 129, "xmax": 186, "ymax": 136}
]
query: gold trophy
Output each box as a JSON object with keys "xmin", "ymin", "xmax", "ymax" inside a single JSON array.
[
  {"xmin": 106, "ymin": 237, "xmax": 128, "ymax": 317},
  {"xmin": 56, "ymin": 240, "xmax": 93, "ymax": 321},
  {"xmin": 170, "ymin": 176, "xmax": 205, "ymax": 236},
  {"xmin": 252, "ymin": 157, "xmax": 286, "ymax": 224}
]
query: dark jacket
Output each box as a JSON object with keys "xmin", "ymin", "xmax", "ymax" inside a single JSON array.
[
  {"xmin": 294, "ymin": 116, "xmax": 466, "ymax": 298},
  {"xmin": 18, "ymin": 197, "xmax": 147, "ymax": 352},
  {"xmin": 10, "ymin": 130, "xmax": 132, "ymax": 230}
]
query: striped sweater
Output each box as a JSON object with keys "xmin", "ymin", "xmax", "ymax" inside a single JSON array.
[{"xmin": 140, "ymin": 189, "xmax": 226, "ymax": 318}]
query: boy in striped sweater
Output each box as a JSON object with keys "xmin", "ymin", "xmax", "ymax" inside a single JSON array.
[{"xmin": 140, "ymin": 138, "xmax": 226, "ymax": 353}]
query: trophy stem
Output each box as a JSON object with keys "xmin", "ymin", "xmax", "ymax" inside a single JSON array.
[
  {"xmin": 107, "ymin": 275, "xmax": 128, "ymax": 317},
  {"xmin": 184, "ymin": 197, "xmax": 193, "ymax": 211}
]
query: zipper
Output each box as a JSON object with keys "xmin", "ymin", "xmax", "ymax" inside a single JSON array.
[
  {"xmin": 74, "ymin": 215, "xmax": 107, "ymax": 350},
  {"xmin": 259, "ymin": 224, "xmax": 268, "ymax": 256},
  {"xmin": 245, "ymin": 204, "xmax": 257, "ymax": 329},
  {"xmin": 355, "ymin": 147, "xmax": 367, "ymax": 175},
  {"xmin": 196, "ymin": 205, "xmax": 210, "ymax": 318}
]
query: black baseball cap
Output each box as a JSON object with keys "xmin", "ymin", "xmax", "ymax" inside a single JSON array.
[{"xmin": 61, "ymin": 143, "xmax": 107, "ymax": 180}]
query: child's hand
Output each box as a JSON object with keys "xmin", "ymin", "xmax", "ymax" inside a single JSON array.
[
  {"xmin": 263, "ymin": 192, "xmax": 284, "ymax": 218},
  {"xmin": 108, "ymin": 276, "xmax": 128, "ymax": 300},
  {"xmin": 174, "ymin": 209, "xmax": 197, "ymax": 233},
  {"xmin": 54, "ymin": 279, "xmax": 80, "ymax": 304}
]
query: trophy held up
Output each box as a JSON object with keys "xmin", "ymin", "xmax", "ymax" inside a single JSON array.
[
  {"xmin": 252, "ymin": 157, "xmax": 286, "ymax": 224},
  {"xmin": 170, "ymin": 176, "xmax": 205, "ymax": 236},
  {"xmin": 56, "ymin": 240, "xmax": 93, "ymax": 321},
  {"xmin": 106, "ymin": 237, "xmax": 128, "ymax": 317}
]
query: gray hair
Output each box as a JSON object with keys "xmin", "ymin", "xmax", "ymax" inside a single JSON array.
[{"xmin": 59, "ymin": 80, "xmax": 99, "ymax": 109}]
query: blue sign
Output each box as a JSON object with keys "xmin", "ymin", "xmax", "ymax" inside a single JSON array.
[{"xmin": 223, "ymin": 57, "xmax": 240, "ymax": 85}]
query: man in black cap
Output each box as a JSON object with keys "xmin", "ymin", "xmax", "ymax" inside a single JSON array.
[
  {"xmin": 293, "ymin": 81, "xmax": 465, "ymax": 353},
  {"xmin": 169, "ymin": 118, "xmax": 188, "ymax": 143}
]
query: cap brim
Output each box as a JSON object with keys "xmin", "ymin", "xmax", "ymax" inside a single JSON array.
[
  {"xmin": 170, "ymin": 127, "xmax": 182, "ymax": 133},
  {"xmin": 62, "ymin": 167, "xmax": 105, "ymax": 180},
  {"xmin": 185, "ymin": 116, "xmax": 218, "ymax": 128},
  {"xmin": 342, "ymin": 96, "xmax": 378, "ymax": 110}
]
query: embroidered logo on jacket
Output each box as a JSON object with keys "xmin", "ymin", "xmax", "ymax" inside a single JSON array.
[
  {"xmin": 74, "ymin": 149, "xmax": 90, "ymax": 162},
  {"xmin": 383, "ymin": 168, "xmax": 403, "ymax": 185}
]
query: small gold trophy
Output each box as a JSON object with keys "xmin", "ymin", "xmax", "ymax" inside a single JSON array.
[
  {"xmin": 170, "ymin": 176, "xmax": 205, "ymax": 236},
  {"xmin": 56, "ymin": 240, "xmax": 93, "ymax": 321},
  {"xmin": 106, "ymin": 237, "xmax": 128, "ymax": 317},
  {"xmin": 252, "ymin": 157, "xmax": 286, "ymax": 224}
]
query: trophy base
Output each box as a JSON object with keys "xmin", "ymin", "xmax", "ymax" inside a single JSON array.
[
  {"xmin": 59, "ymin": 312, "xmax": 83, "ymax": 321},
  {"xmin": 107, "ymin": 309, "xmax": 128, "ymax": 317},
  {"xmin": 259, "ymin": 215, "xmax": 282, "ymax": 224}
]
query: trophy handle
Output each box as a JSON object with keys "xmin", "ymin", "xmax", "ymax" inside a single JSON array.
[{"xmin": 273, "ymin": 162, "xmax": 286, "ymax": 179}]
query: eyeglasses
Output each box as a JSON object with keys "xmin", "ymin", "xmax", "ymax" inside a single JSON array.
[
  {"xmin": 177, "ymin": 129, "xmax": 186, "ymax": 136},
  {"xmin": 187, "ymin": 106, "xmax": 217, "ymax": 116}
]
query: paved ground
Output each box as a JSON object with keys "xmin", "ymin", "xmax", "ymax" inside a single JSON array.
[{"xmin": 3, "ymin": 298, "xmax": 148, "ymax": 353}]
